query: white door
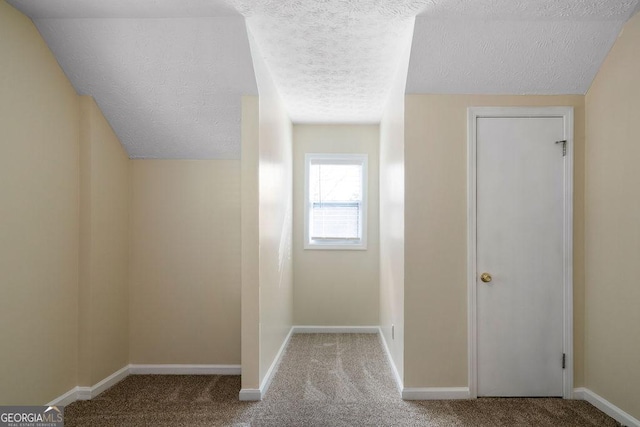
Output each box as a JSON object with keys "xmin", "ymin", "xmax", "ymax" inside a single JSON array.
[{"xmin": 474, "ymin": 112, "xmax": 570, "ymax": 397}]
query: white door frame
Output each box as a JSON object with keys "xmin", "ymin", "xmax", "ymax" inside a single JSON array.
[{"xmin": 467, "ymin": 107, "xmax": 574, "ymax": 399}]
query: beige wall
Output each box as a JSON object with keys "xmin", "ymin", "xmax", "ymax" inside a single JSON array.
[
  {"xmin": 254, "ymin": 38, "xmax": 294, "ymax": 387},
  {"xmin": 241, "ymin": 31, "xmax": 294, "ymax": 392},
  {"xmin": 584, "ymin": 13, "xmax": 640, "ymax": 420},
  {"xmin": 404, "ymin": 94, "xmax": 585, "ymax": 388},
  {"xmin": 130, "ymin": 160, "xmax": 241, "ymax": 365},
  {"xmin": 0, "ymin": 1, "xmax": 80, "ymax": 404},
  {"xmin": 257, "ymin": 95, "xmax": 293, "ymax": 383},
  {"xmin": 78, "ymin": 97, "xmax": 130, "ymax": 386},
  {"xmin": 379, "ymin": 37, "xmax": 411, "ymax": 382},
  {"xmin": 241, "ymin": 96, "xmax": 261, "ymax": 390},
  {"xmin": 293, "ymin": 125, "xmax": 380, "ymax": 326}
]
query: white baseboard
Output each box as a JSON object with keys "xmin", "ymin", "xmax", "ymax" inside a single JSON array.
[
  {"xmin": 377, "ymin": 327, "xmax": 403, "ymax": 394},
  {"xmin": 572, "ymin": 387, "xmax": 586, "ymax": 399},
  {"xmin": 402, "ymin": 387, "xmax": 471, "ymax": 400},
  {"xmin": 46, "ymin": 387, "xmax": 80, "ymax": 407},
  {"xmin": 46, "ymin": 365, "xmax": 129, "ymax": 405},
  {"xmin": 239, "ymin": 327, "xmax": 295, "ymax": 401},
  {"xmin": 47, "ymin": 363, "xmax": 241, "ymax": 405},
  {"xmin": 238, "ymin": 388, "xmax": 261, "ymax": 401},
  {"xmin": 76, "ymin": 387, "xmax": 92, "ymax": 400},
  {"xmin": 82, "ymin": 365, "xmax": 130, "ymax": 399},
  {"xmin": 128, "ymin": 364, "xmax": 241, "ymax": 375},
  {"xmin": 574, "ymin": 387, "xmax": 640, "ymax": 427},
  {"xmin": 259, "ymin": 327, "xmax": 294, "ymax": 398},
  {"xmin": 292, "ymin": 325, "xmax": 379, "ymax": 334}
]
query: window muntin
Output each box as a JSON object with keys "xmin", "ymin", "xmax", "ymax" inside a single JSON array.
[{"xmin": 304, "ymin": 154, "xmax": 367, "ymax": 250}]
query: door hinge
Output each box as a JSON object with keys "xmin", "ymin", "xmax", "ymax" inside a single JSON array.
[
  {"xmin": 556, "ymin": 140, "xmax": 567, "ymax": 157},
  {"xmin": 562, "ymin": 353, "xmax": 566, "ymax": 369}
]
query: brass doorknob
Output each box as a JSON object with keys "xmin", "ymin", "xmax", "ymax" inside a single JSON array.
[{"xmin": 480, "ymin": 273, "xmax": 492, "ymax": 283}]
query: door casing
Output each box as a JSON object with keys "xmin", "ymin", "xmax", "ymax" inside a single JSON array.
[{"xmin": 466, "ymin": 107, "xmax": 574, "ymax": 399}]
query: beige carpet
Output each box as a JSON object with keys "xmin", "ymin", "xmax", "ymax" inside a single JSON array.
[{"xmin": 65, "ymin": 333, "xmax": 619, "ymax": 426}]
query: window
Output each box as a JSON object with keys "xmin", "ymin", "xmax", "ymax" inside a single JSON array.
[{"xmin": 304, "ymin": 153, "xmax": 368, "ymax": 250}]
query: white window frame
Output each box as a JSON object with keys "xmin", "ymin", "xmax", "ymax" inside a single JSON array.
[{"xmin": 304, "ymin": 153, "xmax": 368, "ymax": 250}]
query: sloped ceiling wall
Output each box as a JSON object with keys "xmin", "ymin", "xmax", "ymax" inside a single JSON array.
[
  {"xmin": 8, "ymin": 0, "xmax": 640, "ymax": 158},
  {"xmin": 32, "ymin": 17, "xmax": 257, "ymax": 159},
  {"xmin": 407, "ymin": 0, "xmax": 639, "ymax": 94}
]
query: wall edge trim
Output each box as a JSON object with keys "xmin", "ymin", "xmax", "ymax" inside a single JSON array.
[
  {"xmin": 292, "ymin": 326, "xmax": 379, "ymax": 334},
  {"xmin": 377, "ymin": 326, "xmax": 403, "ymax": 394},
  {"xmin": 46, "ymin": 387, "xmax": 79, "ymax": 407},
  {"xmin": 260, "ymin": 327, "xmax": 295, "ymax": 399},
  {"xmin": 46, "ymin": 365, "xmax": 130, "ymax": 405},
  {"xmin": 76, "ymin": 387, "xmax": 92, "ymax": 401},
  {"xmin": 239, "ymin": 327, "xmax": 294, "ymax": 401},
  {"xmin": 128, "ymin": 364, "xmax": 241, "ymax": 375},
  {"xmin": 574, "ymin": 387, "xmax": 640, "ymax": 427},
  {"xmin": 238, "ymin": 389, "xmax": 261, "ymax": 401},
  {"xmin": 84, "ymin": 365, "xmax": 130, "ymax": 399},
  {"xmin": 402, "ymin": 387, "xmax": 471, "ymax": 400},
  {"xmin": 48, "ymin": 363, "xmax": 243, "ymax": 405}
]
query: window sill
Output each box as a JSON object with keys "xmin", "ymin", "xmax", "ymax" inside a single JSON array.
[{"xmin": 304, "ymin": 242, "xmax": 367, "ymax": 251}]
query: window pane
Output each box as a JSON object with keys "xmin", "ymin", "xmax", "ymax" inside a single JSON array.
[
  {"xmin": 309, "ymin": 163, "xmax": 362, "ymax": 203},
  {"xmin": 311, "ymin": 202, "xmax": 360, "ymax": 239},
  {"xmin": 309, "ymin": 163, "xmax": 363, "ymax": 240}
]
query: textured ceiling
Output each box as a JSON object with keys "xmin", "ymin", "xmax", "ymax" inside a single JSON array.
[
  {"xmin": 8, "ymin": 0, "xmax": 640, "ymax": 158},
  {"xmin": 229, "ymin": 0, "xmax": 431, "ymax": 123},
  {"xmin": 406, "ymin": 0, "xmax": 640, "ymax": 94}
]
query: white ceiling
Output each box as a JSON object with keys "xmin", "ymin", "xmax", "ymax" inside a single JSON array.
[
  {"xmin": 8, "ymin": 0, "xmax": 640, "ymax": 158},
  {"xmin": 230, "ymin": 0, "xmax": 431, "ymax": 123},
  {"xmin": 8, "ymin": 0, "xmax": 256, "ymax": 159},
  {"xmin": 8, "ymin": 0, "xmax": 240, "ymax": 18},
  {"xmin": 407, "ymin": 0, "xmax": 639, "ymax": 94}
]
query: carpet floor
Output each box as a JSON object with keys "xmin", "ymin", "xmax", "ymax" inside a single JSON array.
[{"xmin": 65, "ymin": 333, "xmax": 619, "ymax": 426}]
